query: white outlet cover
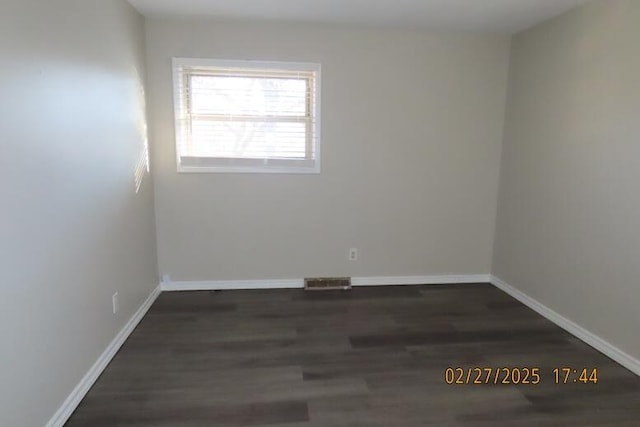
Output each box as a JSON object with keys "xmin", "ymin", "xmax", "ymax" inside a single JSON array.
[{"xmin": 112, "ymin": 292, "xmax": 119, "ymax": 314}]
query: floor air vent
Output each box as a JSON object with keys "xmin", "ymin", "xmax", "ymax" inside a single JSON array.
[{"xmin": 304, "ymin": 277, "xmax": 352, "ymax": 291}]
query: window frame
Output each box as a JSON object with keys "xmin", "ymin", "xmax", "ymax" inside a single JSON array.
[{"xmin": 172, "ymin": 58, "xmax": 322, "ymax": 174}]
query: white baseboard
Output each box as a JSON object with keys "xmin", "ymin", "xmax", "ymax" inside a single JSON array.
[
  {"xmin": 352, "ymin": 274, "xmax": 491, "ymax": 287},
  {"xmin": 162, "ymin": 278, "xmax": 302, "ymax": 291},
  {"xmin": 46, "ymin": 284, "xmax": 161, "ymax": 427},
  {"xmin": 490, "ymin": 275, "xmax": 640, "ymax": 377},
  {"xmin": 161, "ymin": 274, "xmax": 491, "ymax": 291}
]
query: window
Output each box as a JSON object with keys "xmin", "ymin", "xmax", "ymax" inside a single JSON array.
[{"xmin": 172, "ymin": 58, "xmax": 321, "ymax": 173}]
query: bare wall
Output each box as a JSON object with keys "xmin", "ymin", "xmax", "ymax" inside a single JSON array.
[
  {"xmin": 146, "ymin": 19, "xmax": 510, "ymax": 281},
  {"xmin": 493, "ymin": 0, "xmax": 640, "ymax": 360},
  {"xmin": 0, "ymin": 1, "xmax": 158, "ymax": 426}
]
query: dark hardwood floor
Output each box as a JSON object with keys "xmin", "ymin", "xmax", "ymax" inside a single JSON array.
[{"xmin": 66, "ymin": 284, "xmax": 640, "ymax": 426}]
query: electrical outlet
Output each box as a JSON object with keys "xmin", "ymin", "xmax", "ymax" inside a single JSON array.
[
  {"xmin": 161, "ymin": 274, "xmax": 171, "ymax": 283},
  {"xmin": 112, "ymin": 292, "xmax": 119, "ymax": 314},
  {"xmin": 349, "ymin": 248, "xmax": 358, "ymax": 261}
]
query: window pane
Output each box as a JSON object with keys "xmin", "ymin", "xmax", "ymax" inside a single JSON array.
[
  {"xmin": 190, "ymin": 76, "xmax": 308, "ymax": 117},
  {"xmin": 188, "ymin": 119, "xmax": 309, "ymax": 159},
  {"xmin": 173, "ymin": 59, "xmax": 320, "ymax": 173}
]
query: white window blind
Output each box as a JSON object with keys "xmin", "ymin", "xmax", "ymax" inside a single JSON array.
[{"xmin": 172, "ymin": 58, "xmax": 321, "ymax": 173}]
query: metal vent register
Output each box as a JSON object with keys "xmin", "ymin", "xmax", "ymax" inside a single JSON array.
[{"xmin": 304, "ymin": 277, "xmax": 352, "ymax": 291}]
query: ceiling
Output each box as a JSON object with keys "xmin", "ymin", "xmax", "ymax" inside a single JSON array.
[{"xmin": 127, "ymin": 0, "xmax": 593, "ymax": 34}]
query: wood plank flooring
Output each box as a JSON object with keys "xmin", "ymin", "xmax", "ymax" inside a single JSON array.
[{"xmin": 65, "ymin": 284, "xmax": 640, "ymax": 426}]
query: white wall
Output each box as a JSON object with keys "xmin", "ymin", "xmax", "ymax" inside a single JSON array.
[
  {"xmin": 0, "ymin": 1, "xmax": 158, "ymax": 426},
  {"xmin": 146, "ymin": 19, "xmax": 510, "ymax": 282},
  {"xmin": 493, "ymin": 0, "xmax": 640, "ymax": 361}
]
